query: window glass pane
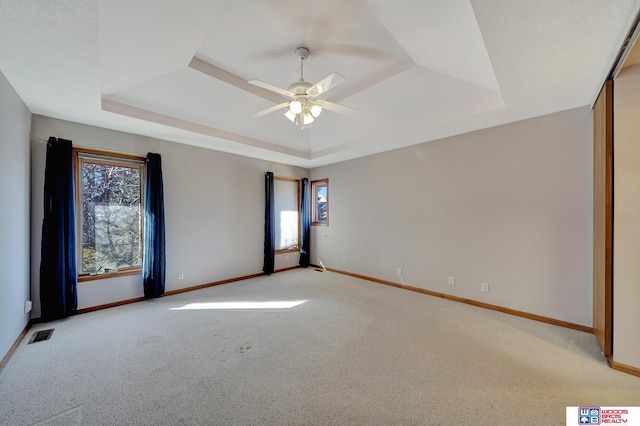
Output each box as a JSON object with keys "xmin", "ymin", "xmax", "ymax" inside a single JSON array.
[
  {"xmin": 312, "ymin": 179, "xmax": 328, "ymax": 225},
  {"xmin": 316, "ymin": 184, "xmax": 327, "ymax": 223},
  {"xmin": 279, "ymin": 210, "xmax": 298, "ymax": 249},
  {"xmin": 80, "ymin": 159, "xmax": 142, "ymax": 272},
  {"xmin": 274, "ymin": 178, "xmax": 299, "ymax": 251}
]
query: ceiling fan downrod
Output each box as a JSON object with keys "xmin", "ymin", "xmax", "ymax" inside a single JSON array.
[{"xmin": 296, "ymin": 47, "xmax": 309, "ymax": 82}]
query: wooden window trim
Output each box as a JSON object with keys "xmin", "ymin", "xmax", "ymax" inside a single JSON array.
[
  {"xmin": 311, "ymin": 178, "xmax": 329, "ymax": 226},
  {"xmin": 77, "ymin": 267, "xmax": 141, "ymax": 282},
  {"xmin": 275, "ymin": 248, "xmax": 300, "ymax": 255},
  {"xmin": 74, "ymin": 147, "xmax": 145, "ymax": 282},
  {"xmin": 74, "ymin": 146, "xmax": 145, "ymax": 162}
]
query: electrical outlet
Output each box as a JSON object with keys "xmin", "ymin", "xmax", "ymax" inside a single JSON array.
[
  {"xmin": 343, "ymin": 257, "xmax": 347, "ymax": 265},
  {"xmin": 396, "ymin": 267, "xmax": 402, "ymax": 275},
  {"xmin": 24, "ymin": 300, "xmax": 32, "ymax": 314},
  {"xmin": 448, "ymin": 276, "xmax": 455, "ymax": 286},
  {"xmin": 481, "ymin": 283, "xmax": 489, "ymax": 292},
  {"xmin": 178, "ymin": 272, "xmax": 184, "ymax": 280}
]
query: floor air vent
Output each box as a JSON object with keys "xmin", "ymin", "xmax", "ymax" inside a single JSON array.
[{"xmin": 28, "ymin": 329, "xmax": 54, "ymax": 344}]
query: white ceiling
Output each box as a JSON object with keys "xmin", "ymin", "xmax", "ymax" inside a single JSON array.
[{"xmin": 0, "ymin": 0, "xmax": 638, "ymax": 168}]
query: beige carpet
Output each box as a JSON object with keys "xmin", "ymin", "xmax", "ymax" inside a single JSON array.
[{"xmin": 1, "ymin": 269, "xmax": 639, "ymax": 425}]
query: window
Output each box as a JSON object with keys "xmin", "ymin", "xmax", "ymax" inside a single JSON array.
[
  {"xmin": 74, "ymin": 148, "xmax": 145, "ymax": 280},
  {"xmin": 274, "ymin": 177, "xmax": 300, "ymax": 252},
  {"xmin": 311, "ymin": 178, "xmax": 328, "ymax": 226}
]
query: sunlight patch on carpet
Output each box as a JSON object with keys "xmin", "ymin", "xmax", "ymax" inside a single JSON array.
[{"xmin": 170, "ymin": 300, "xmax": 308, "ymax": 310}]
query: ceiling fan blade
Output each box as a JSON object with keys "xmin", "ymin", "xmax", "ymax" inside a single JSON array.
[
  {"xmin": 316, "ymin": 100, "xmax": 357, "ymax": 115},
  {"xmin": 248, "ymin": 80, "xmax": 295, "ymax": 98},
  {"xmin": 308, "ymin": 73, "xmax": 345, "ymax": 98},
  {"xmin": 252, "ymin": 102, "xmax": 290, "ymax": 118}
]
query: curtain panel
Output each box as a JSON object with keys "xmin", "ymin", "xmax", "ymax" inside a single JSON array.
[
  {"xmin": 299, "ymin": 178, "xmax": 310, "ymax": 267},
  {"xmin": 142, "ymin": 152, "xmax": 166, "ymax": 298},
  {"xmin": 263, "ymin": 171, "xmax": 275, "ymax": 274},
  {"xmin": 39, "ymin": 137, "xmax": 77, "ymax": 320}
]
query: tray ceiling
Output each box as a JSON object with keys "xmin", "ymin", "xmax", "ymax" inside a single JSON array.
[{"xmin": 1, "ymin": 0, "xmax": 638, "ymax": 167}]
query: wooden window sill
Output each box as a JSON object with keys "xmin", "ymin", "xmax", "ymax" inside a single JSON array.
[
  {"xmin": 78, "ymin": 268, "xmax": 141, "ymax": 282},
  {"xmin": 275, "ymin": 249, "xmax": 300, "ymax": 255}
]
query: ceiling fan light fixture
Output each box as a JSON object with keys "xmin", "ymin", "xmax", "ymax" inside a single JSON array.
[
  {"xmin": 302, "ymin": 110, "xmax": 314, "ymax": 125},
  {"xmin": 284, "ymin": 110, "xmax": 296, "ymax": 122},
  {"xmin": 289, "ymin": 100, "xmax": 302, "ymax": 114},
  {"xmin": 310, "ymin": 103, "xmax": 322, "ymax": 118}
]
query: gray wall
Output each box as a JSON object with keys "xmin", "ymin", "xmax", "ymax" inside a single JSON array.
[
  {"xmin": 613, "ymin": 63, "xmax": 640, "ymax": 370},
  {"xmin": 30, "ymin": 116, "xmax": 307, "ymax": 315},
  {"xmin": 0, "ymin": 71, "xmax": 31, "ymax": 360},
  {"xmin": 311, "ymin": 106, "xmax": 593, "ymax": 327},
  {"xmin": 17, "ymin": 105, "xmax": 597, "ymax": 354}
]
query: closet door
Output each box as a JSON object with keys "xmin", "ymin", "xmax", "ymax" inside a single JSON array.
[{"xmin": 593, "ymin": 79, "xmax": 613, "ymax": 359}]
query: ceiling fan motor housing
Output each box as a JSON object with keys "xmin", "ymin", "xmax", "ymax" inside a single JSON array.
[
  {"xmin": 295, "ymin": 47, "xmax": 309, "ymax": 61},
  {"xmin": 288, "ymin": 80, "xmax": 313, "ymax": 101}
]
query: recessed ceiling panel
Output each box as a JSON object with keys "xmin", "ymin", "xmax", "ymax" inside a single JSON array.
[
  {"xmin": 367, "ymin": 0, "xmax": 501, "ymax": 93},
  {"xmin": 105, "ymin": 67, "xmax": 311, "ymax": 151},
  {"xmin": 195, "ymin": 0, "xmax": 408, "ymax": 97},
  {"xmin": 310, "ymin": 65, "xmax": 505, "ymax": 154}
]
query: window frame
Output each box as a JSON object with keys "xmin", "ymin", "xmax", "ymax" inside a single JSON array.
[
  {"xmin": 274, "ymin": 176, "xmax": 301, "ymax": 255},
  {"xmin": 73, "ymin": 147, "xmax": 146, "ymax": 282},
  {"xmin": 311, "ymin": 178, "xmax": 329, "ymax": 226}
]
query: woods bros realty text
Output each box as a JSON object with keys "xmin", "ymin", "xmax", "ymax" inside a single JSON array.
[{"xmin": 567, "ymin": 407, "xmax": 640, "ymax": 425}]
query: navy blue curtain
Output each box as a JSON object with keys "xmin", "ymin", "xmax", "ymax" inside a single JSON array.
[
  {"xmin": 40, "ymin": 137, "xmax": 77, "ymax": 321},
  {"xmin": 142, "ymin": 153, "xmax": 166, "ymax": 298},
  {"xmin": 263, "ymin": 172, "xmax": 275, "ymax": 275},
  {"xmin": 299, "ymin": 178, "xmax": 310, "ymax": 267}
]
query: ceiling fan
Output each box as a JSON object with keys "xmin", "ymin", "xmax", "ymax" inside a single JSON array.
[{"xmin": 248, "ymin": 47, "xmax": 356, "ymax": 129}]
